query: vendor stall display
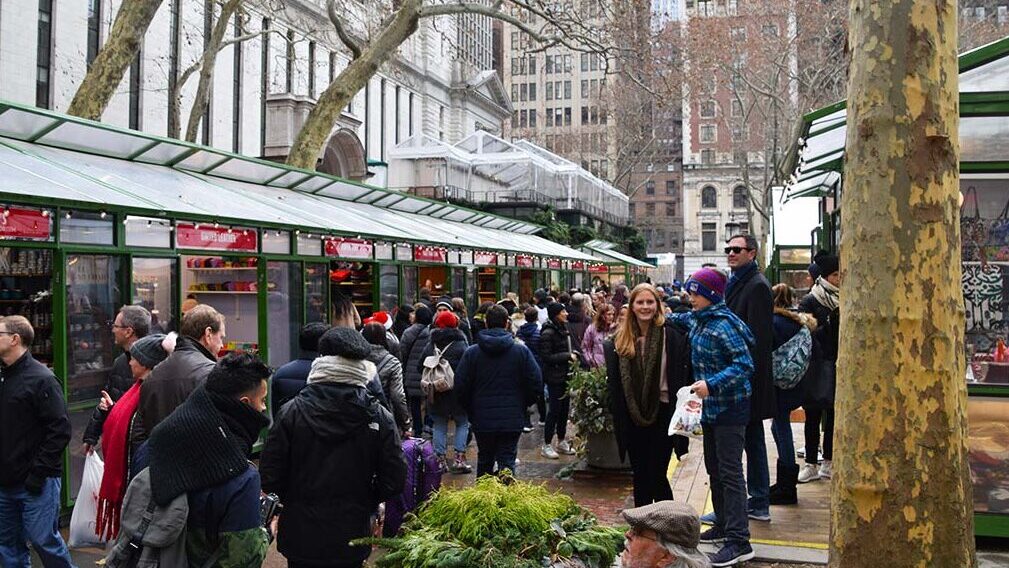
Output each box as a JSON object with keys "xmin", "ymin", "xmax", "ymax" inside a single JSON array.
[{"xmin": 330, "ymin": 261, "xmax": 375, "ymax": 319}]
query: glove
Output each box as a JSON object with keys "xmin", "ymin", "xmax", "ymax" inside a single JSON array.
[{"xmin": 24, "ymin": 473, "xmax": 45, "ymax": 496}]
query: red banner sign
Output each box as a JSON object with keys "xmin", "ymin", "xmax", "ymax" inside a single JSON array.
[
  {"xmin": 0, "ymin": 208, "xmax": 50, "ymax": 240},
  {"xmin": 474, "ymin": 251, "xmax": 498, "ymax": 266},
  {"xmin": 414, "ymin": 245, "xmax": 447, "ymax": 263},
  {"xmin": 176, "ymin": 223, "xmax": 257, "ymax": 251},
  {"xmin": 571, "ymin": 261, "xmax": 585, "ymax": 270},
  {"xmin": 588, "ymin": 264, "xmax": 609, "ymax": 273},
  {"xmin": 547, "ymin": 259, "xmax": 562, "ymax": 270},
  {"xmin": 516, "ymin": 255, "xmax": 534, "ymax": 268},
  {"xmin": 325, "ymin": 238, "xmax": 373, "ymax": 259}
]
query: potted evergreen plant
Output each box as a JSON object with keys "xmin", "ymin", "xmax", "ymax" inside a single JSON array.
[{"xmin": 569, "ymin": 363, "xmax": 627, "ymax": 470}]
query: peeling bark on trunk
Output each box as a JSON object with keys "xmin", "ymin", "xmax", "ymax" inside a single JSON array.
[
  {"xmin": 286, "ymin": 0, "xmax": 423, "ymax": 170},
  {"xmin": 67, "ymin": 0, "xmax": 164, "ymax": 120},
  {"xmin": 833, "ymin": 1, "xmax": 975, "ymax": 566},
  {"xmin": 184, "ymin": 0, "xmax": 242, "ymax": 142}
]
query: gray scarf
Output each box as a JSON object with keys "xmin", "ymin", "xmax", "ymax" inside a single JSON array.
[
  {"xmin": 307, "ymin": 355, "xmax": 376, "ymax": 387},
  {"xmin": 811, "ymin": 276, "xmax": 839, "ymax": 311}
]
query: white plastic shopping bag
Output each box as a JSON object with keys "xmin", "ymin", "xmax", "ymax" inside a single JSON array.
[
  {"xmin": 68, "ymin": 451, "xmax": 105, "ymax": 548},
  {"xmin": 668, "ymin": 386, "xmax": 704, "ymax": 439}
]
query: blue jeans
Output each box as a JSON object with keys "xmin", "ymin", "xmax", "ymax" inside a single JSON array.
[
  {"xmin": 0, "ymin": 477, "xmax": 75, "ymax": 568},
  {"xmin": 702, "ymin": 423, "xmax": 750, "ymax": 545},
  {"xmin": 432, "ymin": 412, "xmax": 470, "ymax": 456},
  {"xmin": 745, "ymin": 420, "xmax": 770, "ymax": 511}
]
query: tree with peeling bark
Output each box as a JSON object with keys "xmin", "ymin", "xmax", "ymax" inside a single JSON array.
[
  {"xmin": 833, "ymin": 0, "xmax": 975, "ymax": 566},
  {"xmin": 286, "ymin": 0, "xmax": 618, "ymax": 170},
  {"xmin": 67, "ymin": 0, "xmax": 164, "ymax": 120}
]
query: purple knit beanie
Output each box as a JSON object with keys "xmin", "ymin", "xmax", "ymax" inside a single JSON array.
[{"xmin": 686, "ymin": 268, "xmax": 727, "ymax": 304}]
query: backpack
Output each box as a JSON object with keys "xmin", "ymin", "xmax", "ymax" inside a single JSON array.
[
  {"xmin": 104, "ymin": 468, "xmax": 191, "ymax": 568},
  {"xmin": 383, "ymin": 437, "xmax": 442, "ymax": 537},
  {"xmin": 420, "ymin": 346, "xmax": 454, "ymax": 403},
  {"xmin": 772, "ymin": 326, "xmax": 813, "ymax": 390}
]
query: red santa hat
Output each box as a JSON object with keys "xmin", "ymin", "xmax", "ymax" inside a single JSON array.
[{"xmin": 364, "ymin": 311, "xmax": 393, "ymax": 330}]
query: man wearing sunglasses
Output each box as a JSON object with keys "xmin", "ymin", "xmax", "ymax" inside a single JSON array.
[{"xmin": 719, "ymin": 234, "xmax": 775, "ymax": 524}]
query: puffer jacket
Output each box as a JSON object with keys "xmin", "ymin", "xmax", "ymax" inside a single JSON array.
[
  {"xmin": 538, "ymin": 319, "xmax": 574, "ymax": 386},
  {"xmin": 455, "ymin": 329, "xmax": 543, "ymax": 433},
  {"xmin": 400, "ymin": 323, "xmax": 431, "ymax": 398},
  {"xmin": 367, "ymin": 344, "xmax": 411, "ymax": 432},
  {"xmin": 417, "ymin": 328, "xmax": 468, "ymax": 417}
]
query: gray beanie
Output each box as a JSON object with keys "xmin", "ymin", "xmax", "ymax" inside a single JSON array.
[
  {"xmin": 130, "ymin": 334, "xmax": 169, "ymax": 369},
  {"xmin": 317, "ymin": 327, "xmax": 372, "ymax": 360}
]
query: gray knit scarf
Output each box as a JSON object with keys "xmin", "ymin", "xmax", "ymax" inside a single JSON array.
[
  {"xmin": 307, "ymin": 355, "xmax": 376, "ymax": 387},
  {"xmin": 811, "ymin": 277, "xmax": 839, "ymax": 311}
]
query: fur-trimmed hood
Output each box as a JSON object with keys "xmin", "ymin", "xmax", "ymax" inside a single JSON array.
[{"xmin": 774, "ymin": 307, "xmax": 818, "ymax": 331}]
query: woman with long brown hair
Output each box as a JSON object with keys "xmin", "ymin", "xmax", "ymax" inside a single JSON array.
[
  {"xmin": 604, "ymin": 283, "xmax": 691, "ymax": 506},
  {"xmin": 581, "ymin": 303, "xmax": 615, "ymax": 368}
]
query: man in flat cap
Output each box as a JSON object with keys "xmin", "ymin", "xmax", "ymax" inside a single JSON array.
[{"xmin": 620, "ymin": 501, "xmax": 711, "ymax": 568}]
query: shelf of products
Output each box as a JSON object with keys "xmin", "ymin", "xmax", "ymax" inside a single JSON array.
[
  {"xmin": 331, "ymin": 261, "xmax": 374, "ymax": 319},
  {"xmin": 477, "ymin": 267, "xmax": 497, "ymax": 305},
  {"xmin": 0, "ymin": 248, "xmax": 53, "ymax": 366},
  {"xmin": 181, "ymin": 255, "xmax": 260, "ymax": 359}
]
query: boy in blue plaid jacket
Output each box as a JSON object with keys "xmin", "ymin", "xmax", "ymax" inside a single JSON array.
[{"xmin": 668, "ymin": 267, "xmax": 755, "ymax": 567}]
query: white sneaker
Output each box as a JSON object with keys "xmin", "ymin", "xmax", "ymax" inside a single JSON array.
[
  {"xmin": 557, "ymin": 439, "xmax": 576, "ymax": 455},
  {"xmin": 818, "ymin": 459, "xmax": 833, "ymax": 479},
  {"xmin": 541, "ymin": 444, "xmax": 559, "ymax": 459},
  {"xmin": 797, "ymin": 463, "xmax": 821, "ymax": 484}
]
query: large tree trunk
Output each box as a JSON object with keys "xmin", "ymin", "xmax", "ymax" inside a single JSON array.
[
  {"xmin": 184, "ymin": 0, "xmax": 243, "ymax": 142},
  {"xmin": 67, "ymin": 0, "xmax": 164, "ymax": 120},
  {"xmin": 832, "ymin": 1, "xmax": 975, "ymax": 566},
  {"xmin": 285, "ymin": 0, "xmax": 423, "ymax": 170}
]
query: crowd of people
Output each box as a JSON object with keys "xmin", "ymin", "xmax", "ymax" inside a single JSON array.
[{"xmin": 0, "ymin": 232, "xmax": 839, "ymax": 568}]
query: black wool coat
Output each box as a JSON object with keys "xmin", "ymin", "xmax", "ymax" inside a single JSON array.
[{"xmin": 725, "ymin": 265, "xmax": 776, "ymax": 422}]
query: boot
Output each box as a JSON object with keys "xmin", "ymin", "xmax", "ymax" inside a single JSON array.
[
  {"xmin": 769, "ymin": 460, "xmax": 799, "ymax": 505},
  {"xmin": 451, "ymin": 451, "xmax": 473, "ymax": 474}
]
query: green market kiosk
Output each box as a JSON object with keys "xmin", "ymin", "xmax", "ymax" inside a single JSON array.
[
  {"xmin": 0, "ymin": 100, "xmax": 600, "ymax": 509},
  {"xmin": 785, "ymin": 36, "xmax": 1009, "ymax": 537}
]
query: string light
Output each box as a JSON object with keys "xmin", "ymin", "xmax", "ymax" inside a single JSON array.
[
  {"xmin": 65, "ymin": 211, "xmax": 72, "ymax": 220},
  {"xmin": 100, "ymin": 211, "xmax": 107, "ymax": 219}
]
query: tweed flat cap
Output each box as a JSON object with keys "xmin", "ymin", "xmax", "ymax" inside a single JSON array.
[{"xmin": 621, "ymin": 500, "xmax": 700, "ymax": 549}]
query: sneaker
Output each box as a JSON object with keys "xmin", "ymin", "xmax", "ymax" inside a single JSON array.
[
  {"xmin": 537, "ymin": 420, "xmax": 546, "ymax": 426},
  {"xmin": 818, "ymin": 459, "xmax": 833, "ymax": 479},
  {"xmin": 748, "ymin": 508, "xmax": 771, "ymax": 522},
  {"xmin": 522, "ymin": 426, "xmax": 534, "ymax": 433},
  {"xmin": 798, "ymin": 463, "xmax": 821, "ymax": 484},
  {"xmin": 708, "ymin": 542, "xmax": 755, "ymax": 567},
  {"xmin": 557, "ymin": 439, "xmax": 576, "ymax": 455},
  {"xmin": 699, "ymin": 511, "xmax": 718, "ymax": 525},
  {"xmin": 436, "ymin": 454, "xmax": 449, "ymax": 474},
  {"xmin": 541, "ymin": 444, "xmax": 560, "ymax": 459},
  {"xmin": 699, "ymin": 527, "xmax": 727, "ymax": 544},
  {"xmin": 451, "ymin": 456, "xmax": 473, "ymax": 474}
]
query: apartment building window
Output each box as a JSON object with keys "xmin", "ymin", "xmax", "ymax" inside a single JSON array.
[
  {"xmin": 701, "ymin": 186, "xmax": 717, "ymax": 208},
  {"xmin": 260, "ymin": 18, "xmax": 270, "ymax": 152},
  {"xmin": 581, "ymin": 53, "xmax": 588, "ymax": 72},
  {"xmin": 87, "ymin": 0, "xmax": 102, "ymax": 67},
  {"xmin": 590, "ymin": 53, "xmax": 599, "ymax": 71},
  {"xmin": 512, "ymin": 84, "xmax": 519, "ymax": 101},
  {"xmin": 512, "ymin": 111, "xmax": 518, "ymax": 128},
  {"xmin": 546, "ymin": 108, "xmax": 553, "ymax": 126},
  {"xmin": 731, "ymin": 99, "xmax": 743, "ymax": 117},
  {"xmin": 395, "ymin": 86, "xmax": 401, "ymax": 144},
  {"xmin": 545, "ymin": 82, "xmax": 553, "ymax": 100},
  {"xmin": 564, "ymin": 81, "xmax": 571, "ymax": 99},
  {"xmin": 581, "ymin": 79, "xmax": 588, "ymax": 97},
  {"xmin": 701, "ymin": 149, "xmax": 715, "ymax": 164},
  {"xmin": 529, "ymin": 83, "xmax": 537, "ymax": 101},
  {"xmin": 520, "ymin": 83, "xmax": 528, "ymax": 102},
  {"xmin": 36, "ymin": 0, "xmax": 53, "ymax": 109},
  {"xmin": 529, "ymin": 55, "xmax": 537, "ymax": 73},
  {"xmin": 564, "ymin": 107, "xmax": 572, "ymax": 126},
  {"xmin": 702, "ymin": 223, "xmax": 717, "ymax": 251},
  {"xmin": 700, "ymin": 100, "xmax": 716, "ymax": 118},
  {"xmin": 733, "ymin": 186, "xmax": 748, "ymax": 209},
  {"xmin": 646, "ymin": 181, "xmax": 655, "ymax": 195},
  {"xmin": 666, "ymin": 201, "xmax": 676, "ymax": 216},
  {"xmin": 408, "ymin": 92, "xmax": 414, "ymax": 136},
  {"xmin": 438, "ymin": 105, "xmax": 445, "ymax": 141},
  {"xmin": 380, "ymin": 79, "xmax": 386, "ymax": 161},
  {"xmin": 730, "ymin": 26, "xmax": 745, "ymax": 41},
  {"xmin": 999, "ymin": 6, "xmax": 1008, "ymax": 24},
  {"xmin": 232, "ymin": 16, "xmax": 243, "ymax": 152},
  {"xmin": 529, "ymin": 109, "xmax": 537, "ymax": 127},
  {"xmin": 666, "ymin": 180, "xmax": 677, "ymax": 194},
  {"xmin": 727, "ymin": 0, "xmax": 737, "ymax": 15},
  {"xmin": 285, "ymin": 30, "xmax": 296, "ymax": 93},
  {"xmin": 129, "ymin": 53, "xmax": 141, "ymax": 130},
  {"xmin": 520, "ymin": 110, "xmax": 527, "ymax": 128},
  {"xmin": 308, "ymin": 41, "xmax": 316, "ymax": 98},
  {"xmin": 762, "ymin": 24, "xmax": 779, "ymax": 37},
  {"xmin": 732, "ymin": 124, "xmax": 746, "ymax": 142},
  {"xmin": 655, "ymin": 230, "xmax": 665, "ymax": 247},
  {"xmin": 546, "ymin": 55, "xmax": 553, "ymax": 74},
  {"xmin": 600, "ymin": 160, "xmax": 608, "ymax": 177},
  {"xmin": 700, "ymin": 124, "xmax": 716, "ymax": 143},
  {"xmin": 646, "ymin": 203, "xmax": 655, "ymax": 216}
]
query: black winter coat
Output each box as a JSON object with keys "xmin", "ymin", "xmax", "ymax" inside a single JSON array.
[
  {"xmin": 798, "ymin": 293, "xmax": 839, "ymax": 409},
  {"xmin": 400, "ymin": 323, "xmax": 431, "ymax": 398},
  {"xmin": 455, "ymin": 329, "xmax": 543, "ymax": 433},
  {"xmin": 724, "ymin": 263, "xmax": 776, "ymax": 422},
  {"xmin": 539, "ymin": 320, "xmax": 574, "ymax": 386},
  {"xmin": 418, "ymin": 328, "xmax": 468, "ymax": 416},
  {"xmin": 260, "ymin": 382, "xmax": 406, "ymax": 568},
  {"xmin": 604, "ymin": 322, "xmax": 691, "ymax": 463},
  {"xmin": 0, "ymin": 351, "xmax": 71, "ymax": 489},
  {"xmin": 83, "ymin": 351, "xmax": 134, "ymax": 445},
  {"xmin": 566, "ymin": 306, "xmax": 589, "ymax": 349}
]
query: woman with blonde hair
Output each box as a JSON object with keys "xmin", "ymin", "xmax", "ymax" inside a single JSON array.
[{"xmin": 604, "ymin": 283, "xmax": 691, "ymax": 506}]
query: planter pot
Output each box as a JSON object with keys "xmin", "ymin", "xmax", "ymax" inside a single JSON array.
[{"xmin": 585, "ymin": 431, "xmax": 629, "ymax": 471}]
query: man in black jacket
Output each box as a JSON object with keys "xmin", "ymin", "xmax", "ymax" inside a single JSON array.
[
  {"xmin": 83, "ymin": 304, "xmax": 150, "ymax": 454},
  {"xmin": 261, "ymin": 327, "xmax": 406, "ymax": 568},
  {"xmin": 722, "ymin": 234, "xmax": 776, "ymax": 523},
  {"xmin": 0, "ymin": 316, "xmax": 74, "ymax": 567}
]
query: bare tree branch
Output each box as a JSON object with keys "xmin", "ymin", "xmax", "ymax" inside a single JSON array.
[{"xmin": 328, "ymin": 0, "xmax": 362, "ymax": 59}]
